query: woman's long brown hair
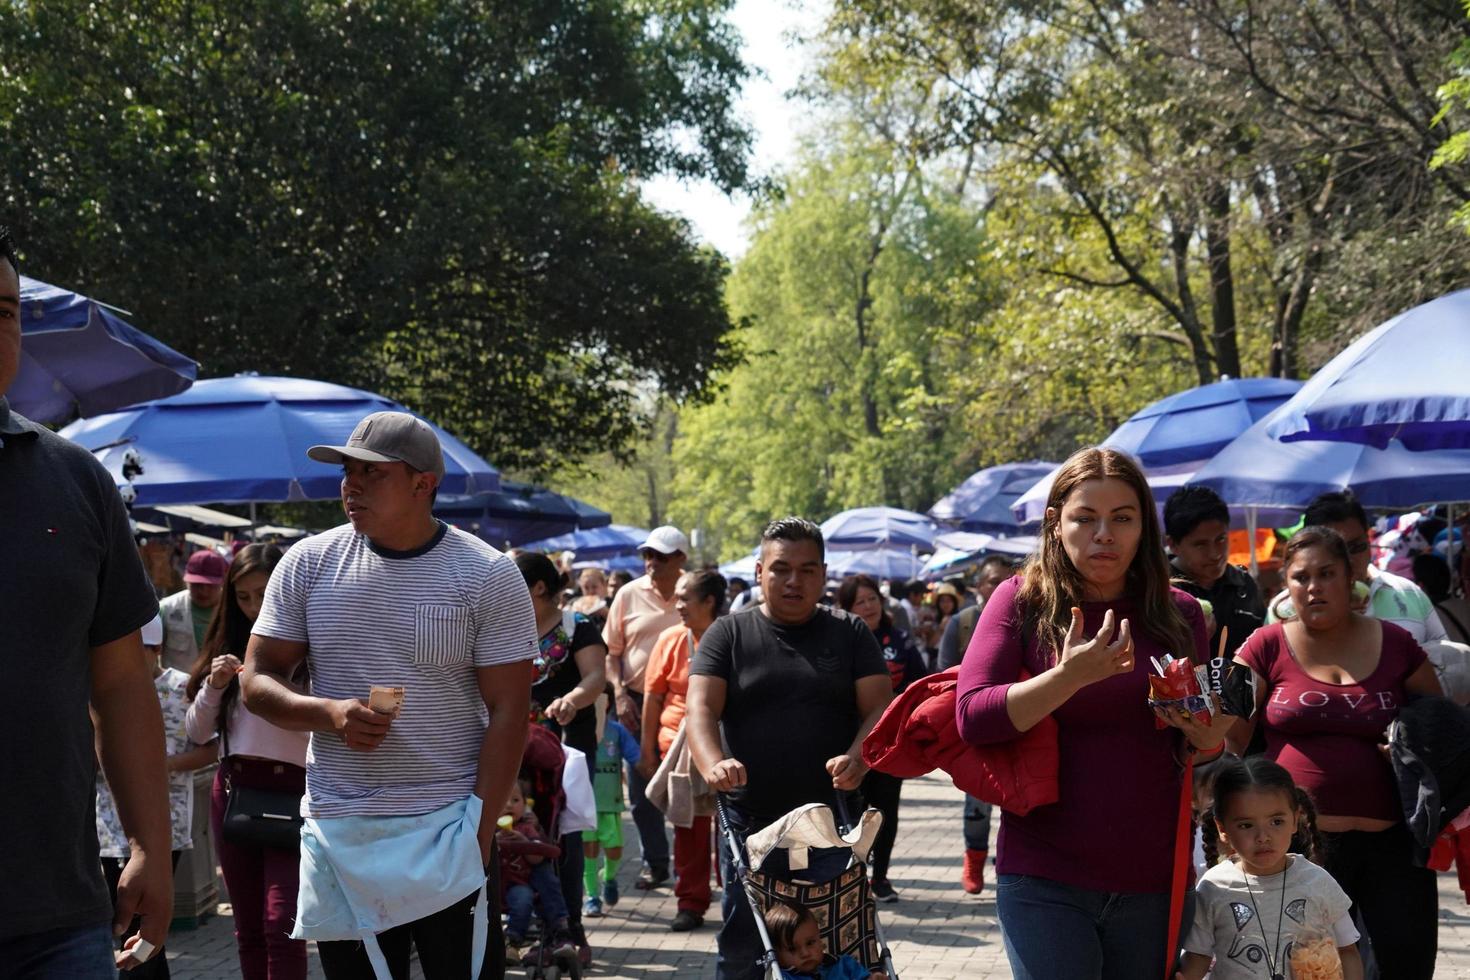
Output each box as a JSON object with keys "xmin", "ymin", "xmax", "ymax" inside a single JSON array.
[
  {"xmin": 185, "ymin": 544, "xmax": 284, "ymax": 737},
  {"xmin": 1016, "ymin": 447, "xmax": 1195, "ymax": 663}
]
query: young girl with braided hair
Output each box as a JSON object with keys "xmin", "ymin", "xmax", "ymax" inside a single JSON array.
[{"xmin": 1179, "ymin": 757, "xmax": 1362, "ymax": 980}]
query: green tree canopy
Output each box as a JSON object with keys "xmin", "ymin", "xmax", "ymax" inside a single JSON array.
[
  {"xmin": 0, "ymin": 0, "xmax": 751, "ymax": 472},
  {"xmin": 824, "ymin": 0, "xmax": 1470, "ymax": 379}
]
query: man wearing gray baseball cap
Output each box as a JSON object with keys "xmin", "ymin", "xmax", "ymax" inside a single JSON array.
[
  {"xmin": 305, "ymin": 412, "xmax": 447, "ymax": 546},
  {"xmin": 244, "ymin": 409, "xmax": 539, "ymax": 979}
]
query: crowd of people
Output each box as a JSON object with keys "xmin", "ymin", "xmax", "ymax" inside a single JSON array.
[{"xmin": 5, "ymin": 226, "xmax": 1470, "ymax": 980}]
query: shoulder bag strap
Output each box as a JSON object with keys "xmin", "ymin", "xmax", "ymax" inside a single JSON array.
[
  {"xmin": 1164, "ymin": 754, "xmax": 1194, "ymax": 980},
  {"xmin": 219, "ymin": 682, "xmax": 233, "ymax": 789}
]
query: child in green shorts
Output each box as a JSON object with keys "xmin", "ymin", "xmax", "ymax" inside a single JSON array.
[{"xmin": 583, "ymin": 707, "xmax": 641, "ymax": 916}]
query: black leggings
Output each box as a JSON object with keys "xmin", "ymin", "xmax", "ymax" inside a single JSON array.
[
  {"xmin": 861, "ymin": 769, "xmax": 903, "ymax": 882},
  {"xmin": 317, "ymin": 851, "xmax": 504, "ymax": 980},
  {"xmin": 1322, "ymin": 824, "xmax": 1437, "ymax": 980}
]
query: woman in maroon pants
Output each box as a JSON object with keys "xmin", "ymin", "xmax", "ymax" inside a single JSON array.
[{"xmin": 186, "ymin": 544, "xmax": 310, "ymax": 980}]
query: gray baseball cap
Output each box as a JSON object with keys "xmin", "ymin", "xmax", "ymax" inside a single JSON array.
[{"xmin": 308, "ymin": 411, "xmax": 446, "ymax": 481}]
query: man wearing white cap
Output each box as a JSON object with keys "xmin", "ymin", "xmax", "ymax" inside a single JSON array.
[
  {"xmin": 601, "ymin": 524, "xmax": 688, "ymax": 889},
  {"xmin": 243, "ymin": 410, "xmax": 539, "ymax": 979}
]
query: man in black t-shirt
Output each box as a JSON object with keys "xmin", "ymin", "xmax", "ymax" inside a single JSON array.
[
  {"xmin": 688, "ymin": 517, "xmax": 892, "ymax": 980},
  {"xmin": 0, "ymin": 227, "xmax": 172, "ymax": 974}
]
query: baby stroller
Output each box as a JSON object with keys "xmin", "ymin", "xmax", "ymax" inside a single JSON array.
[
  {"xmin": 502, "ymin": 722, "xmax": 583, "ymax": 980},
  {"xmin": 717, "ymin": 797, "xmax": 899, "ymax": 980}
]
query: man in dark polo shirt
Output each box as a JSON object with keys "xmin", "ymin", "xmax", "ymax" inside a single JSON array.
[
  {"xmin": 687, "ymin": 517, "xmax": 893, "ymax": 980},
  {"xmin": 0, "ymin": 227, "xmax": 173, "ymax": 974}
]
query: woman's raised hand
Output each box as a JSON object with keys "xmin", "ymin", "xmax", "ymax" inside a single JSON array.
[
  {"xmin": 207, "ymin": 654, "xmax": 243, "ymax": 690},
  {"xmin": 1058, "ymin": 607, "xmax": 1134, "ymax": 687}
]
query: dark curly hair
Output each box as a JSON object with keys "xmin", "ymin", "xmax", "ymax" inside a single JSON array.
[{"xmin": 1199, "ymin": 756, "xmax": 1324, "ymax": 867}]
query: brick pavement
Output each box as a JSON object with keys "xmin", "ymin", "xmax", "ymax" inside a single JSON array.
[{"xmin": 167, "ymin": 773, "xmax": 1470, "ymax": 978}]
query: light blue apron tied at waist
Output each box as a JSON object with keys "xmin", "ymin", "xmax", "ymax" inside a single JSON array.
[{"xmin": 292, "ymin": 794, "xmax": 487, "ymax": 980}]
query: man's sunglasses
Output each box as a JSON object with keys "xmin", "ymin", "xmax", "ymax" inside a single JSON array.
[
  {"xmin": 640, "ymin": 550, "xmax": 672, "ymax": 562},
  {"xmin": 1346, "ymin": 538, "xmax": 1370, "ymax": 555}
]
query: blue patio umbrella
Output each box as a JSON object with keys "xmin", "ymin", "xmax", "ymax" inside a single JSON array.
[
  {"xmin": 1267, "ymin": 289, "xmax": 1470, "ymax": 451},
  {"xmin": 826, "ymin": 547, "xmax": 929, "ymax": 580},
  {"xmin": 573, "ymin": 554, "xmax": 647, "ymax": 574},
  {"xmin": 1012, "ymin": 378, "xmax": 1303, "ymax": 524},
  {"xmin": 435, "ymin": 482, "xmax": 611, "ymax": 548},
  {"xmin": 59, "ymin": 375, "xmax": 500, "ymax": 505},
  {"xmin": 820, "ymin": 506, "xmax": 938, "ymax": 552},
  {"xmin": 521, "ymin": 524, "xmax": 651, "ymax": 561},
  {"xmin": 1190, "ymin": 409, "xmax": 1470, "ymax": 518},
  {"xmin": 1107, "ymin": 377, "xmax": 1304, "ymax": 467},
  {"xmin": 12, "ymin": 275, "xmax": 197, "ymax": 422},
  {"xmin": 719, "ymin": 551, "xmax": 760, "ymax": 580},
  {"xmin": 928, "ymin": 461, "xmax": 1058, "ymax": 534},
  {"xmin": 921, "ymin": 531, "xmax": 1039, "ymax": 578}
]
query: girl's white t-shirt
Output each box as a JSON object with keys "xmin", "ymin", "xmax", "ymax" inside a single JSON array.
[{"xmin": 1184, "ymin": 854, "xmax": 1358, "ymax": 979}]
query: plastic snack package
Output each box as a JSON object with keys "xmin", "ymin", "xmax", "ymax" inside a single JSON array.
[
  {"xmin": 1288, "ymin": 927, "xmax": 1344, "ymax": 980},
  {"xmin": 1147, "ymin": 654, "xmax": 1215, "ymax": 727}
]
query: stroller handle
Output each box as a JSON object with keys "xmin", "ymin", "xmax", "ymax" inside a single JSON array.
[
  {"xmin": 714, "ymin": 796, "xmax": 782, "ymax": 978},
  {"xmin": 832, "ymin": 791, "xmax": 855, "ymax": 835}
]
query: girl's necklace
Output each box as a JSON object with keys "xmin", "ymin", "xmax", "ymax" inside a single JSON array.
[{"xmin": 1242, "ymin": 860, "xmax": 1288, "ymax": 980}]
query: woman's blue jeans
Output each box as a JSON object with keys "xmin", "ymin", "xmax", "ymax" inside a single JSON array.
[{"xmin": 996, "ymin": 873, "xmax": 1185, "ymax": 980}]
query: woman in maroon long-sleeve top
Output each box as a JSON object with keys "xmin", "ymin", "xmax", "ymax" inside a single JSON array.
[{"xmin": 955, "ymin": 448, "xmax": 1225, "ymax": 979}]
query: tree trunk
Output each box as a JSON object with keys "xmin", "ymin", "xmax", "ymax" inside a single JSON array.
[
  {"xmin": 855, "ymin": 267, "xmax": 883, "ymax": 440},
  {"xmin": 1271, "ymin": 162, "xmax": 1338, "ymax": 378},
  {"xmin": 643, "ymin": 467, "xmax": 660, "ymax": 527},
  {"xmin": 1204, "ymin": 183, "xmax": 1242, "ymax": 379},
  {"xmin": 1165, "ymin": 212, "xmax": 1215, "ymax": 385}
]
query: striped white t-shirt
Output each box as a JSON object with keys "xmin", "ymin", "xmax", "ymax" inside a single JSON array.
[{"xmin": 253, "ymin": 521, "xmax": 538, "ymax": 818}]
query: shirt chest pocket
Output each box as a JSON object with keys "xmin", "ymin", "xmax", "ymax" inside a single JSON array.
[{"xmin": 414, "ymin": 604, "xmax": 472, "ymax": 669}]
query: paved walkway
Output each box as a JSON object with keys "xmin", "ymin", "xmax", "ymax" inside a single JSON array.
[{"xmin": 167, "ymin": 773, "xmax": 1470, "ymax": 978}]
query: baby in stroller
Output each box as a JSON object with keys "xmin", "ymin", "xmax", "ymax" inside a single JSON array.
[
  {"xmin": 498, "ymin": 778, "xmax": 576, "ymax": 958},
  {"xmin": 764, "ymin": 903, "xmax": 888, "ymax": 980}
]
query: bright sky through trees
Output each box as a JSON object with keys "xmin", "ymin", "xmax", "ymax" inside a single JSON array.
[{"xmin": 641, "ymin": 0, "xmax": 826, "ymax": 258}]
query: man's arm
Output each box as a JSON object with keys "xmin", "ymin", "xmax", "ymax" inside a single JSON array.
[
  {"xmin": 687, "ymin": 674, "xmax": 745, "ymax": 791},
  {"xmin": 828, "ymin": 674, "xmax": 894, "ymax": 790},
  {"xmin": 1423, "ymin": 607, "xmax": 1450, "ymax": 645},
  {"xmin": 242, "ymin": 634, "xmax": 391, "ymax": 749},
  {"xmin": 475, "ymin": 660, "xmax": 534, "ymax": 864},
  {"xmin": 90, "ymin": 630, "xmax": 172, "ymax": 966},
  {"xmin": 602, "ymin": 593, "xmax": 641, "ymax": 728}
]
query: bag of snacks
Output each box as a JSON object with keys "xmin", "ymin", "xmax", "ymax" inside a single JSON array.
[
  {"xmin": 1146, "ymin": 654, "xmax": 1215, "ymax": 727},
  {"xmin": 1288, "ymin": 928, "xmax": 1344, "ymax": 980}
]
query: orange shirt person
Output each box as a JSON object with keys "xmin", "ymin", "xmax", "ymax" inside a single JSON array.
[{"xmin": 639, "ymin": 569, "xmax": 726, "ymax": 932}]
